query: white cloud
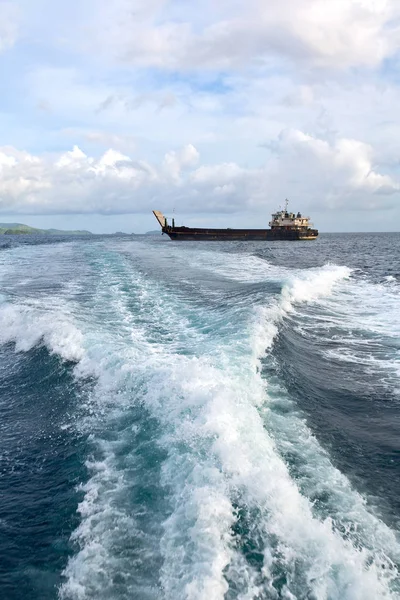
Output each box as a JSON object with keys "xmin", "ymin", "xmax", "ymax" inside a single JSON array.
[
  {"xmin": 283, "ymin": 85, "xmax": 315, "ymax": 107},
  {"xmin": 278, "ymin": 129, "xmax": 397, "ymax": 191},
  {"xmin": 0, "ymin": 133, "xmax": 397, "ymax": 217},
  {"xmin": 55, "ymin": 145, "xmax": 88, "ymax": 168},
  {"xmin": 163, "ymin": 143, "xmax": 200, "ymax": 182},
  {"xmin": 0, "ymin": 0, "xmax": 399, "ymax": 232},
  {"xmin": 85, "ymin": 0, "xmax": 400, "ymax": 71}
]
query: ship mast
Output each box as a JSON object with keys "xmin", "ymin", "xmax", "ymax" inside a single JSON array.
[{"xmin": 284, "ymin": 198, "xmax": 289, "ymax": 212}]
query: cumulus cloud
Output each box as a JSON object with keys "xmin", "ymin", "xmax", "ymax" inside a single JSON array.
[
  {"xmin": 2, "ymin": 0, "xmax": 400, "ymax": 231},
  {"xmin": 273, "ymin": 129, "xmax": 398, "ymax": 194},
  {"xmin": 163, "ymin": 144, "xmax": 200, "ymax": 182},
  {"xmin": 88, "ymin": 0, "xmax": 400, "ymax": 71},
  {"xmin": 0, "ymin": 133, "xmax": 397, "ymax": 216}
]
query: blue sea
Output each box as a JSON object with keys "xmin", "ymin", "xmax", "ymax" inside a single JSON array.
[{"xmin": 0, "ymin": 232, "xmax": 399, "ymax": 600}]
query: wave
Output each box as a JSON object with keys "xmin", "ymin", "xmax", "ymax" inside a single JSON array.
[
  {"xmin": 0, "ymin": 301, "xmax": 84, "ymax": 362},
  {"xmin": 62, "ymin": 250, "xmax": 400, "ymax": 599},
  {"xmin": 286, "ymin": 273, "xmax": 400, "ymax": 388},
  {"xmin": 0, "ymin": 242, "xmax": 399, "ymax": 599}
]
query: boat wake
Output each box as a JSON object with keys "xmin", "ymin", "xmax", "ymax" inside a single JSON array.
[{"xmin": 0, "ymin": 240, "xmax": 399, "ymax": 599}]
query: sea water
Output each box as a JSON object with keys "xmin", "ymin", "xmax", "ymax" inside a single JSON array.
[{"xmin": 0, "ymin": 232, "xmax": 399, "ymax": 600}]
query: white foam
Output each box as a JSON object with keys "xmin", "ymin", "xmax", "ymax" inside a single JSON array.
[
  {"xmin": 282, "ymin": 264, "xmax": 352, "ymax": 307},
  {"xmin": 58, "ymin": 250, "xmax": 399, "ymax": 600},
  {"xmin": 0, "ymin": 301, "xmax": 84, "ymax": 362},
  {"xmin": 287, "ymin": 273, "xmax": 400, "ymax": 385},
  {"xmin": 60, "ymin": 452, "xmax": 160, "ymax": 600},
  {"xmin": 190, "ymin": 251, "xmax": 285, "ymax": 283},
  {"xmin": 7, "ymin": 242, "xmax": 395, "ymax": 598},
  {"xmin": 249, "ymin": 264, "xmax": 352, "ymax": 367},
  {"xmin": 0, "ymin": 242, "xmax": 86, "ymax": 362},
  {"xmin": 142, "ymin": 357, "xmax": 399, "ymax": 599}
]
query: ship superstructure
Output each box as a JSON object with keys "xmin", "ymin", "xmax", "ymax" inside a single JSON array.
[
  {"xmin": 269, "ymin": 199, "xmax": 315, "ymax": 233},
  {"xmin": 152, "ymin": 200, "xmax": 318, "ymax": 241}
]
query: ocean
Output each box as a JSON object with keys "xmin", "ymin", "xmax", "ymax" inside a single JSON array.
[{"xmin": 0, "ymin": 232, "xmax": 399, "ymax": 600}]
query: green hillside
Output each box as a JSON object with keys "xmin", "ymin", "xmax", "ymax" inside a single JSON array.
[{"xmin": 0, "ymin": 223, "xmax": 92, "ymax": 235}]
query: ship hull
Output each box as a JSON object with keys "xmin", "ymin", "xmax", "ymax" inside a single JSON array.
[{"xmin": 164, "ymin": 227, "xmax": 318, "ymax": 241}]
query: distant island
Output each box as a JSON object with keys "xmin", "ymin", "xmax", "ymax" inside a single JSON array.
[{"xmin": 0, "ymin": 223, "xmax": 92, "ymax": 235}]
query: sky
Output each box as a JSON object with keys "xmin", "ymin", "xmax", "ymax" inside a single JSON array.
[{"xmin": 1, "ymin": 0, "xmax": 400, "ymax": 233}]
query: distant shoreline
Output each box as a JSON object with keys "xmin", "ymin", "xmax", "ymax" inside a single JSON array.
[{"xmin": 0, "ymin": 222, "xmax": 93, "ymax": 236}]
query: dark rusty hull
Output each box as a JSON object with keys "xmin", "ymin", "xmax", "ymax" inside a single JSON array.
[{"xmin": 163, "ymin": 227, "xmax": 318, "ymax": 241}]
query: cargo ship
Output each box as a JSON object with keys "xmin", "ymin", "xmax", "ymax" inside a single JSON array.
[{"xmin": 152, "ymin": 200, "xmax": 318, "ymax": 241}]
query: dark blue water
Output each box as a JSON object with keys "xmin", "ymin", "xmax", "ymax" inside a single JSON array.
[{"xmin": 0, "ymin": 233, "xmax": 399, "ymax": 599}]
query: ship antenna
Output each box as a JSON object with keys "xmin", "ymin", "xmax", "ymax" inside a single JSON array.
[{"xmin": 285, "ymin": 198, "xmax": 289, "ymax": 212}]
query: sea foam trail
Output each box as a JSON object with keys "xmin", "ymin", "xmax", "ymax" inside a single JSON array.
[
  {"xmin": 0, "ymin": 242, "xmax": 399, "ymax": 599},
  {"xmin": 57, "ymin": 246, "xmax": 400, "ymax": 600}
]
